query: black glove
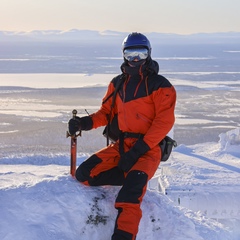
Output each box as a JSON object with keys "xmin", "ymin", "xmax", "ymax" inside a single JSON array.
[
  {"xmin": 118, "ymin": 139, "xmax": 150, "ymax": 172},
  {"xmin": 68, "ymin": 116, "xmax": 93, "ymax": 135},
  {"xmin": 68, "ymin": 116, "xmax": 81, "ymax": 136}
]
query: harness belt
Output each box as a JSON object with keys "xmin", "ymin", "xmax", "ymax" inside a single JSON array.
[
  {"xmin": 123, "ymin": 132, "xmax": 144, "ymax": 139},
  {"xmin": 119, "ymin": 132, "xmax": 144, "ymax": 156}
]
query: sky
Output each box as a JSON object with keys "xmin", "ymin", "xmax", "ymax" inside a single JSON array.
[{"xmin": 1, "ymin": 0, "xmax": 240, "ymax": 34}]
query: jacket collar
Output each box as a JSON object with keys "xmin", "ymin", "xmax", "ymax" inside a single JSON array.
[{"xmin": 120, "ymin": 58, "xmax": 159, "ymax": 76}]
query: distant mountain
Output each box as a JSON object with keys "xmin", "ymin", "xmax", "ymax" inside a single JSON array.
[
  {"xmin": 0, "ymin": 29, "xmax": 126, "ymax": 43},
  {"xmin": 1, "ymin": 29, "xmax": 240, "ymax": 44}
]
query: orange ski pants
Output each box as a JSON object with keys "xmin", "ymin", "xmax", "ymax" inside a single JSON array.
[{"xmin": 75, "ymin": 139, "xmax": 161, "ymax": 240}]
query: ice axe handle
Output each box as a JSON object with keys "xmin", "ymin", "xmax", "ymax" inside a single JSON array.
[{"xmin": 68, "ymin": 109, "xmax": 80, "ymax": 177}]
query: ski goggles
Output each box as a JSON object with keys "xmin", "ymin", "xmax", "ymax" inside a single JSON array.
[{"xmin": 123, "ymin": 48, "xmax": 149, "ymax": 61}]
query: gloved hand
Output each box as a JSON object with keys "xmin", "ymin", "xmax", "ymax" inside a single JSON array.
[
  {"xmin": 68, "ymin": 116, "xmax": 81, "ymax": 136},
  {"xmin": 118, "ymin": 139, "xmax": 150, "ymax": 172}
]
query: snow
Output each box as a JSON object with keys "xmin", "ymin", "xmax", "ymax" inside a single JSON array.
[
  {"xmin": 1, "ymin": 152, "xmax": 238, "ymax": 240},
  {"xmin": 0, "ymin": 74, "xmax": 240, "ymax": 240}
]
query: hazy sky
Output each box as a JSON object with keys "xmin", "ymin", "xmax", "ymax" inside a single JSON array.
[{"xmin": 1, "ymin": 0, "xmax": 239, "ymax": 34}]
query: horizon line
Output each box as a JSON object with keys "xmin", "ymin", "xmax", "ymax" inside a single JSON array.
[{"xmin": 1, "ymin": 29, "xmax": 240, "ymax": 36}]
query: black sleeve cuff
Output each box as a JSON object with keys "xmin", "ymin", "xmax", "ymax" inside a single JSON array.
[
  {"xmin": 132, "ymin": 138, "xmax": 150, "ymax": 157},
  {"xmin": 80, "ymin": 116, "xmax": 93, "ymax": 130}
]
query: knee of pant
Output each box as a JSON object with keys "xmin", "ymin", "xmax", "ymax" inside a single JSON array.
[
  {"xmin": 116, "ymin": 170, "xmax": 148, "ymax": 204},
  {"xmin": 75, "ymin": 154, "xmax": 102, "ymax": 182},
  {"xmin": 75, "ymin": 165, "xmax": 86, "ymax": 182}
]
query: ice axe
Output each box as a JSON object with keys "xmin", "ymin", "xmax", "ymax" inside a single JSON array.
[{"xmin": 66, "ymin": 109, "xmax": 81, "ymax": 177}]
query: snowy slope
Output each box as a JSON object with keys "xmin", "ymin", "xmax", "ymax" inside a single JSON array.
[
  {"xmin": 0, "ymin": 160, "xmax": 233, "ymax": 240},
  {"xmin": 0, "ymin": 128, "xmax": 239, "ymax": 240},
  {"xmin": 157, "ymin": 129, "xmax": 240, "ymax": 220}
]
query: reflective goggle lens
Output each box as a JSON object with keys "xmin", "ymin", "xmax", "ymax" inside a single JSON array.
[{"xmin": 123, "ymin": 48, "xmax": 149, "ymax": 61}]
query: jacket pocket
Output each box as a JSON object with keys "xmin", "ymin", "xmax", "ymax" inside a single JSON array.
[{"xmin": 136, "ymin": 113, "xmax": 152, "ymax": 124}]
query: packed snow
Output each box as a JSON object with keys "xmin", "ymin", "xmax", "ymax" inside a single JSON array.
[{"xmin": 0, "ymin": 74, "xmax": 240, "ymax": 240}]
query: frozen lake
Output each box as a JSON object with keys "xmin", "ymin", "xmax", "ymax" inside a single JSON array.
[
  {"xmin": 0, "ymin": 37, "xmax": 239, "ymax": 153},
  {"xmin": 0, "ymin": 73, "xmax": 239, "ymax": 157}
]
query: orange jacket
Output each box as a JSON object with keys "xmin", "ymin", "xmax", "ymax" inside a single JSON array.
[{"xmin": 90, "ymin": 59, "xmax": 176, "ymax": 149}]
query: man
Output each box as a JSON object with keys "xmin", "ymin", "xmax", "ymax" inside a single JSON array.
[{"xmin": 68, "ymin": 32, "xmax": 176, "ymax": 240}]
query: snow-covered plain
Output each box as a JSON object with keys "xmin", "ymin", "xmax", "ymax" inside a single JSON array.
[{"xmin": 0, "ymin": 74, "xmax": 240, "ymax": 240}]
